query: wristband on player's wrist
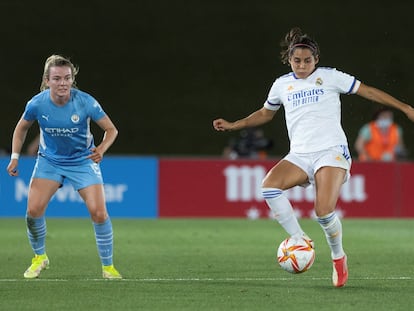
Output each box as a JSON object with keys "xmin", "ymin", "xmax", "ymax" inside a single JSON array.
[{"xmin": 11, "ymin": 153, "xmax": 20, "ymax": 160}]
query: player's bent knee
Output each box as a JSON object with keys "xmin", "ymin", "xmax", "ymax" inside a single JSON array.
[
  {"xmin": 26, "ymin": 206, "xmax": 47, "ymax": 218},
  {"xmin": 90, "ymin": 209, "xmax": 108, "ymax": 223}
]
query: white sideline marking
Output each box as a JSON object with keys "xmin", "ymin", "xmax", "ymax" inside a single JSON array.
[{"xmin": 0, "ymin": 276, "xmax": 411, "ymax": 282}]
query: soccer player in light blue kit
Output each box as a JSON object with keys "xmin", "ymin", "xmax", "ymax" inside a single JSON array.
[
  {"xmin": 213, "ymin": 28, "xmax": 414, "ymax": 287},
  {"xmin": 6, "ymin": 55, "xmax": 122, "ymax": 279}
]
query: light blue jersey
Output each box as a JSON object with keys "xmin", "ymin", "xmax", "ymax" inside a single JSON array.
[{"xmin": 23, "ymin": 88, "xmax": 106, "ymax": 165}]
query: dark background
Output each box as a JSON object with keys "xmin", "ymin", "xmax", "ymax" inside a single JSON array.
[{"xmin": 1, "ymin": 0, "xmax": 413, "ymax": 158}]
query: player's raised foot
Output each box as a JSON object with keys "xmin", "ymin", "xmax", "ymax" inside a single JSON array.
[
  {"xmin": 332, "ymin": 255, "xmax": 348, "ymax": 287},
  {"xmin": 102, "ymin": 265, "xmax": 122, "ymax": 279},
  {"xmin": 24, "ymin": 254, "xmax": 49, "ymax": 279}
]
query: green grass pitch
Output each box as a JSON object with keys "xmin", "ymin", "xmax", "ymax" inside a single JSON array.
[{"xmin": 0, "ymin": 218, "xmax": 413, "ymax": 311}]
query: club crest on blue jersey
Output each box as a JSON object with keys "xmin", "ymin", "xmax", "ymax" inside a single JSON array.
[{"xmin": 71, "ymin": 114, "xmax": 80, "ymax": 123}]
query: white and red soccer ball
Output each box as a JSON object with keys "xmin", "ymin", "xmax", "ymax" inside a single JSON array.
[{"xmin": 277, "ymin": 237, "xmax": 315, "ymax": 274}]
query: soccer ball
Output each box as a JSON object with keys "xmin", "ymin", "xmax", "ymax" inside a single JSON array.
[{"xmin": 277, "ymin": 237, "xmax": 315, "ymax": 274}]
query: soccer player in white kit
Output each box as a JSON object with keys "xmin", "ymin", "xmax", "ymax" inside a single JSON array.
[
  {"xmin": 213, "ymin": 27, "xmax": 414, "ymax": 287},
  {"xmin": 6, "ymin": 55, "xmax": 122, "ymax": 279}
]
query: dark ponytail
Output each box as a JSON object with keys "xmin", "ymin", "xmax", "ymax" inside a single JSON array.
[{"xmin": 280, "ymin": 27, "xmax": 320, "ymax": 64}]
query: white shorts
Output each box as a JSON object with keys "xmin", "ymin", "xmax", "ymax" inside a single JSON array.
[{"xmin": 284, "ymin": 145, "xmax": 352, "ymax": 187}]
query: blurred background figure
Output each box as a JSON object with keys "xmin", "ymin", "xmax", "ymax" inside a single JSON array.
[
  {"xmin": 26, "ymin": 134, "xmax": 40, "ymax": 156},
  {"xmin": 354, "ymin": 107, "xmax": 407, "ymax": 161},
  {"xmin": 0, "ymin": 146, "xmax": 9, "ymax": 155},
  {"xmin": 223, "ymin": 127, "xmax": 273, "ymax": 159}
]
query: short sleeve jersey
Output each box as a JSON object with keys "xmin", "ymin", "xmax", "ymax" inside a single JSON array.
[
  {"xmin": 264, "ymin": 67, "xmax": 360, "ymax": 153},
  {"xmin": 23, "ymin": 88, "xmax": 106, "ymax": 165}
]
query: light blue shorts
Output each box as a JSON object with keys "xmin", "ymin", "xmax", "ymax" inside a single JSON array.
[
  {"xmin": 284, "ymin": 145, "xmax": 352, "ymax": 187},
  {"xmin": 31, "ymin": 156, "xmax": 104, "ymax": 191}
]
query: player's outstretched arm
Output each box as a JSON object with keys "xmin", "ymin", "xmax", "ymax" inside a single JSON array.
[
  {"xmin": 213, "ymin": 107, "xmax": 276, "ymax": 132},
  {"xmin": 357, "ymin": 83, "xmax": 414, "ymax": 122}
]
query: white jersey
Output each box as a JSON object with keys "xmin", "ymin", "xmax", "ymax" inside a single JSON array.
[{"xmin": 264, "ymin": 67, "xmax": 360, "ymax": 153}]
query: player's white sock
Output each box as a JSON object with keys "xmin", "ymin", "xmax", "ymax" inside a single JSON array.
[
  {"xmin": 262, "ymin": 187, "xmax": 304, "ymax": 238},
  {"xmin": 317, "ymin": 211, "xmax": 345, "ymax": 259}
]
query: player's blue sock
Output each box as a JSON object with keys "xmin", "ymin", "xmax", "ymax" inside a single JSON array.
[
  {"xmin": 26, "ymin": 214, "xmax": 47, "ymax": 255},
  {"xmin": 93, "ymin": 217, "xmax": 113, "ymax": 266}
]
